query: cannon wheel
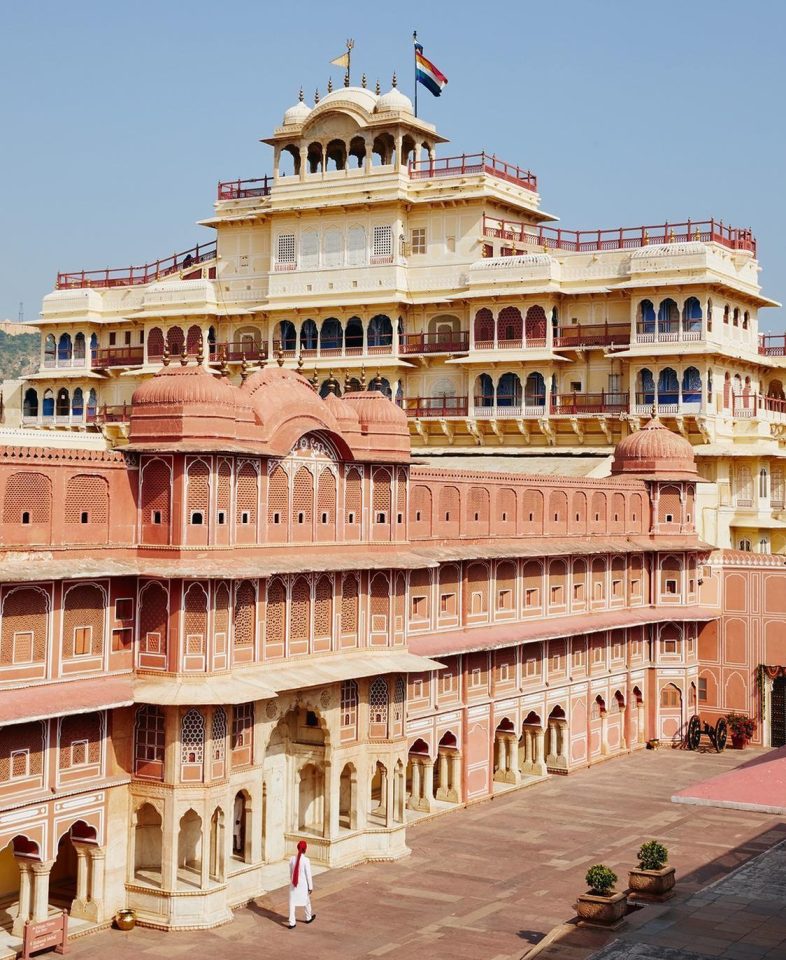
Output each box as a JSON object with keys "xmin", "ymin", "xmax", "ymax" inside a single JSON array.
[
  {"xmin": 714, "ymin": 717, "xmax": 728, "ymax": 753},
  {"xmin": 687, "ymin": 714, "xmax": 702, "ymax": 751}
]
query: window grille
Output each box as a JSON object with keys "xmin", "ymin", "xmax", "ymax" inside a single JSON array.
[
  {"xmin": 181, "ymin": 709, "xmax": 204, "ymax": 765},
  {"xmin": 369, "ymin": 677, "xmax": 389, "ymax": 727},
  {"xmin": 300, "ymin": 231, "xmax": 319, "ymax": 269},
  {"xmin": 411, "ymin": 228, "xmax": 426, "ymax": 254},
  {"xmin": 277, "ymin": 234, "xmax": 296, "ymax": 264},
  {"xmin": 212, "ymin": 707, "xmax": 226, "ymax": 760},
  {"xmin": 135, "ymin": 705, "xmax": 165, "ymax": 763},
  {"xmin": 372, "ymin": 225, "xmax": 393, "ymax": 259},
  {"xmin": 340, "ymin": 679, "xmax": 358, "ymax": 730},
  {"xmin": 232, "ymin": 703, "xmax": 254, "ymax": 749}
]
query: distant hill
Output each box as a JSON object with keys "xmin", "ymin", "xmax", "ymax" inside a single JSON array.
[{"xmin": 0, "ymin": 330, "xmax": 39, "ymax": 379}]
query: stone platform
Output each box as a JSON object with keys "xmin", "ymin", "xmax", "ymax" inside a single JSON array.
[{"xmin": 672, "ymin": 745, "xmax": 786, "ymax": 815}]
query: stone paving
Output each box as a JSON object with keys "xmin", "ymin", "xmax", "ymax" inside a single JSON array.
[{"xmin": 66, "ymin": 748, "xmax": 786, "ymax": 960}]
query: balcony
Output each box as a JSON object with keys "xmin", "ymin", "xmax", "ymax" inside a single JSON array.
[
  {"xmin": 760, "ymin": 334, "xmax": 786, "ymax": 357},
  {"xmin": 56, "ymin": 241, "xmax": 217, "ymax": 290},
  {"xmin": 482, "ymin": 215, "xmax": 756, "ymax": 256},
  {"xmin": 402, "ymin": 396, "xmax": 469, "ymax": 418},
  {"xmin": 409, "ymin": 153, "xmax": 537, "ymax": 193},
  {"xmin": 272, "ymin": 339, "xmax": 394, "ymax": 360},
  {"xmin": 217, "ymin": 176, "xmax": 273, "ymax": 200},
  {"xmin": 553, "ymin": 324, "xmax": 630, "ymax": 349},
  {"xmin": 635, "ymin": 324, "xmax": 703, "ymax": 345},
  {"xmin": 473, "ymin": 336, "xmax": 547, "ymax": 351},
  {"xmin": 92, "ymin": 347, "xmax": 145, "ymax": 369},
  {"xmin": 208, "ymin": 341, "xmax": 270, "ymax": 364},
  {"xmin": 42, "ymin": 356, "xmax": 89, "ymax": 370},
  {"xmin": 400, "ymin": 331, "xmax": 469, "ymax": 355},
  {"xmin": 633, "ymin": 393, "xmax": 704, "ymax": 416},
  {"xmin": 551, "ymin": 392, "xmax": 629, "ymax": 415}
]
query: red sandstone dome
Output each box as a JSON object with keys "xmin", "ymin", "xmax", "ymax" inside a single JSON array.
[
  {"xmin": 342, "ymin": 391, "xmax": 408, "ymax": 430},
  {"xmin": 131, "ymin": 364, "xmax": 238, "ymax": 407},
  {"xmin": 611, "ymin": 417, "xmax": 697, "ymax": 480}
]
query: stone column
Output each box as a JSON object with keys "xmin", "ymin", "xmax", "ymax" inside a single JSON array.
[
  {"xmin": 619, "ymin": 706, "xmax": 628, "ymax": 750},
  {"xmin": 88, "ymin": 847, "xmax": 106, "ymax": 922},
  {"xmin": 558, "ymin": 722, "xmax": 569, "ymax": 765},
  {"xmin": 31, "ymin": 860, "xmax": 53, "ymax": 922},
  {"xmin": 72, "ymin": 843, "xmax": 90, "ymax": 917},
  {"xmin": 379, "ymin": 765, "xmax": 389, "ymax": 822},
  {"xmin": 410, "ymin": 760, "xmax": 421, "ymax": 810},
  {"xmin": 534, "ymin": 727, "xmax": 547, "ymax": 775},
  {"xmin": 495, "ymin": 735, "xmax": 505, "ymax": 777},
  {"xmin": 298, "ymin": 144, "xmax": 306, "ymax": 183},
  {"xmin": 422, "ymin": 760, "xmax": 434, "ymax": 811},
  {"xmin": 546, "ymin": 721, "xmax": 557, "ymax": 765},
  {"xmin": 437, "ymin": 751, "xmax": 449, "ymax": 799},
  {"xmin": 524, "ymin": 728, "xmax": 533, "ymax": 772},
  {"xmin": 12, "ymin": 860, "xmax": 33, "ymax": 935},
  {"xmin": 600, "ymin": 713, "xmax": 609, "ymax": 755},
  {"xmin": 506, "ymin": 736, "xmax": 520, "ymax": 783},
  {"xmin": 449, "ymin": 753, "xmax": 461, "ymax": 802},
  {"xmin": 637, "ymin": 701, "xmax": 646, "ymax": 744}
]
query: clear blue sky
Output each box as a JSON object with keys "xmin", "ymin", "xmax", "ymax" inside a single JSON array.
[{"xmin": 1, "ymin": 0, "xmax": 784, "ymax": 328}]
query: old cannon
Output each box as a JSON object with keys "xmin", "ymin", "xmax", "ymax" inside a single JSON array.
[{"xmin": 686, "ymin": 713, "xmax": 728, "ymax": 752}]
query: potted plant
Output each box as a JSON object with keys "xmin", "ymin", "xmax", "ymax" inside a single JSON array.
[
  {"xmin": 628, "ymin": 840, "xmax": 676, "ymax": 901},
  {"xmin": 576, "ymin": 864, "xmax": 627, "ymax": 926},
  {"xmin": 726, "ymin": 712, "xmax": 755, "ymax": 749},
  {"xmin": 114, "ymin": 908, "xmax": 136, "ymax": 931}
]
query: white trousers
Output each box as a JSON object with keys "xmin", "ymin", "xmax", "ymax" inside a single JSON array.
[{"xmin": 288, "ymin": 893, "xmax": 312, "ymax": 925}]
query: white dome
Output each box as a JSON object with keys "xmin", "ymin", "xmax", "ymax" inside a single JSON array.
[
  {"xmin": 283, "ymin": 97, "xmax": 311, "ymax": 125},
  {"xmin": 376, "ymin": 86, "xmax": 413, "ymax": 114},
  {"xmin": 314, "ymin": 86, "xmax": 378, "ymax": 114},
  {"xmin": 631, "ymin": 241, "xmax": 706, "ymax": 259}
]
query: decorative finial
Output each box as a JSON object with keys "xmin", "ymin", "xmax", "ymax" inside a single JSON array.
[
  {"xmin": 669, "ymin": 229, "xmax": 676, "ymax": 243},
  {"xmin": 219, "ymin": 347, "xmax": 229, "ymax": 378},
  {"xmin": 327, "ymin": 77, "xmax": 333, "ymax": 94},
  {"xmin": 257, "ymin": 352, "xmax": 266, "ymax": 370},
  {"xmin": 310, "ymin": 367, "xmax": 319, "ymax": 389},
  {"xmin": 326, "ymin": 370, "xmax": 340, "ymax": 395},
  {"xmin": 392, "ymin": 71, "xmax": 398, "ymax": 88},
  {"xmin": 297, "ymin": 353, "xmax": 305, "ymax": 373},
  {"xmin": 196, "ymin": 334, "xmax": 204, "ymax": 366},
  {"xmin": 693, "ymin": 227, "xmax": 701, "ymax": 241},
  {"xmin": 276, "ymin": 350, "xmax": 285, "ymax": 368},
  {"xmin": 344, "ymin": 369, "xmax": 351, "ymax": 392},
  {"xmin": 162, "ymin": 342, "xmax": 170, "ymax": 367},
  {"xmin": 240, "ymin": 354, "xmax": 249, "ymax": 382},
  {"xmin": 314, "ymin": 88, "xmax": 320, "ymax": 104},
  {"xmin": 650, "ymin": 403, "xmax": 658, "ymax": 420},
  {"xmin": 298, "ymin": 87, "xmax": 304, "ymax": 102},
  {"xmin": 642, "ymin": 230, "xmax": 649, "ymax": 246},
  {"xmin": 375, "ymin": 78, "xmax": 381, "ymax": 95},
  {"xmin": 180, "ymin": 345, "xmax": 188, "ymax": 367},
  {"xmin": 360, "ymin": 364, "xmax": 366, "ymax": 390},
  {"xmin": 361, "ymin": 73, "xmax": 367, "ymax": 88}
]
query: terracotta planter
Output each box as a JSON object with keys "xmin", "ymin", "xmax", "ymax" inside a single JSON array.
[
  {"xmin": 576, "ymin": 890, "xmax": 627, "ymax": 926},
  {"xmin": 115, "ymin": 909, "xmax": 136, "ymax": 931},
  {"xmin": 731, "ymin": 734, "xmax": 747, "ymax": 749},
  {"xmin": 628, "ymin": 865, "xmax": 676, "ymax": 902}
]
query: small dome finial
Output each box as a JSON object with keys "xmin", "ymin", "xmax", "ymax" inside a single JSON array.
[
  {"xmin": 298, "ymin": 87, "xmax": 304, "ymax": 102},
  {"xmin": 240, "ymin": 354, "xmax": 250, "ymax": 382},
  {"xmin": 276, "ymin": 350, "xmax": 285, "ymax": 368},
  {"xmin": 310, "ymin": 367, "xmax": 319, "ymax": 389},
  {"xmin": 180, "ymin": 346, "xmax": 188, "ymax": 367},
  {"xmin": 297, "ymin": 353, "xmax": 305, "ymax": 373},
  {"xmin": 219, "ymin": 346, "xmax": 229, "ymax": 378},
  {"xmin": 360, "ymin": 364, "xmax": 367, "ymax": 390},
  {"xmin": 161, "ymin": 342, "xmax": 170, "ymax": 367},
  {"xmin": 327, "ymin": 76, "xmax": 333, "ymax": 93},
  {"xmin": 375, "ymin": 78, "xmax": 381, "ymax": 95},
  {"xmin": 392, "ymin": 71, "xmax": 398, "ymax": 88},
  {"xmin": 196, "ymin": 334, "xmax": 204, "ymax": 366},
  {"xmin": 314, "ymin": 88, "xmax": 320, "ymax": 104},
  {"xmin": 361, "ymin": 73, "xmax": 367, "ymax": 88},
  {"xmin": 257, "ymin": 352, "xmax": 266, "ymax": 370}
]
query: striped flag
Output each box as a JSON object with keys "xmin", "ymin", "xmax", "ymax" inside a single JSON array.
[{"xmin": 414, "ymin": 40, "xmax": 448, "ymax": 97}]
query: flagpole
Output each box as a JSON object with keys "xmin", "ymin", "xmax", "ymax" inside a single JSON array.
[
  {"xmin": 346, "ymin": 38, "xmax": 354, "ymax": 87},
  {"xmin": 413, "ymin": 30, "xmax": 418, "ymax": 118}
]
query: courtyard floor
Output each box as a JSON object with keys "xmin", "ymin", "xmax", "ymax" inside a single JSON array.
[{"xmin": 68, "ymin": 748, "xmax": 786, "ymax": 960}]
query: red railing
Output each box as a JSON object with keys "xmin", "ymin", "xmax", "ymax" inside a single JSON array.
[
  {"xmin": 217, "ymin": 176, "xmax": 273, "ymax": 200},
  {"xmin": 91, "ymin": 347, "xmax": 145, "ymax": 368},
  {"xmin": 402, "ymin": 396, "xmax": 469, "ymax": 418},
  {"xmin": 57, "ymin": 240, "xmax": 218, "ymax": 290},
  {"xmin": 93, "ymin": 403, "xmax": 131, "ymax": 424},
  {"xmin": 409, "ymin": 153, "xmax": 537, "ymax": 192},
  {"xmin": 208, "ymin": 341, "xmax": 269, "ymax": 363},
  {"xmin": 400, "ymin": 331, "xmax": 469, "ymax": 355},
  {"xmin": 482, "ymin": 215, "xmax": 757, "ymax": 256},
  {"xmin": 553, "ymin": 324, "xmax": 630, "ymax": 348},
  {"xmin": 551, "ymin": 392, "xmax": 629, "ymax": 415},
  {"xmin": 759, "ymin": 334, "xmax": 786, "ymax": 357}
]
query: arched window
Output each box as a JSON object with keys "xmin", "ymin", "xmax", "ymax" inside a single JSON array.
[
  {"xmin": 497, "ymin": 306, "xmax": 522, "ymax": 344},
  {"xmin": 300, "ymin": 319, "xmax": 318, "ymax": 351},
  {"xmin": 56, "ymin": 388, "xmax": 70, "ymax": 417},
  {"xmin": 345, "ymin": 316, "xmax": 363, "ymax": 351},
  {"xmin": 683, "ymin": 297, "xmax": 702, "ymax": 332},
  {"xmin": 681, "ymin": 367, "xmax": 702, "ymax": 404},
  {"xmin": 42, "ymin": 389, "xmax": 54, "ymax": 417},
  {"xmin": 657, "ymin": 368, "xmax": 679, "ymax": 404},
  {"xmin": 474, "ymin": 308, "xmax": 494, "ymax": 345},
  {"xmin": 44, "ymin": 334, "xmax": 56, "ymax": 365},
  {"xmin": 638, "ymin": 300, "xmax": 655, "ymax": 335},
  {"xmin": 57, "ymin": 333, "xmax": 72, "ymax": 362},
  {"xmin": 275, "ymin": 321, "xmax": 296, "ymax": 352},
  {"xmin": 147, "ymin": 327, "xmax": 164, "ymax": 359},
  {"xmin": 23, "ymin": 388, "xmax": 38, "ymax": 418},
  {"xmin": 73, "ymin": 332, "xmax": 86, "ymax": 361},
  {"xmin": 759, "ymin": 468, "xmax": 769, "ymax": 499},
  {"xmin": 167, "ymin": 326, "xmax": 184, "ymax": 355},
  {"xmin": 475, "ymin": 373, "xmax": 494, "ymax": 408},
  {"xmin": 181, "ymin": 709, "xmax": 205, "ymax": 772},
  {"xmin": 525, "ymin": 305, "xmax": 547, "ymax": 342},
  {"xmin": 340, "ymin": 679, "xmax": 358, "ymax": 738},
  {"xmin": 735, "ymin": 466, "xmax": 753, "ymax": 506},
  {"xmin": 71, "ymin": 388, "xmax": 84, "ymax": 418},
  {"xmin": 368, "ymin": 314, "xmax": 392, "ymax": 348},
  {"xmin": 524, "ymin": 372, "xmax": 546, "ymax": 408},
  {"xmin": 320, "ymin": 318, "xmax": 342, "ymax": 352},
  {"xmin": 369, "ymin": 677, "xmax": 389, "ymax": 736},
  {"xmin": 134, "ymin": 705, "xmax": 165, "ymax": 778},
  {"xmin": 497, "ymin": 372, "xmax": 522, "ymax": 408},
  {"xmin": 657, "ymin": 299, "xmax": 679, "ymax": 334}
]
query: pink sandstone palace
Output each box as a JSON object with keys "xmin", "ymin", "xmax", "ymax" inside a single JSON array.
[{"xmin": 0, "ymin": 78, "xmax": 783, "ymax": 945}]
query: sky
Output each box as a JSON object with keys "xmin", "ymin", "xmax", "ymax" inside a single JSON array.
[{"xmin": 0, "ymin": 0, "xmax": 784, "ymax": 328}]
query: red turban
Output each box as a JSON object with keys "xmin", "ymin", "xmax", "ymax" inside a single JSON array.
[{"xmin": 292, "ymin": 840, "xmax": 308, "ymax": 887}]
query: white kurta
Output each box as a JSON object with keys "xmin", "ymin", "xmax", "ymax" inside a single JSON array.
[{"xmin": 288, "ymin": 853, "xmax": 313, "ymax": 923}]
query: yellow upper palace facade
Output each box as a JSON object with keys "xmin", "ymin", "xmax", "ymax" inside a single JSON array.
[{"xmin": 8, "ymin": 79, "xmax": 786, "ymax": 552}]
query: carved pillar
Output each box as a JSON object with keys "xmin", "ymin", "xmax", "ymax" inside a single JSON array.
[
  {"xmin": 637, "ymin": 701, "xmax": 646, "ymax": 744},
  {"xmin": 558, "ymin": 722, "xmax": 569, "ymax": 764},
  {"xmin": 421, "ymin": 760, "xmax": 434, "ymax": 811},
  {"xmin": 12, "ymin": 860, "xmax": 33, "ymax": 935},
  {"xmin": 449, "ymin": 752, "xmax": 461, "ymax": 802},
  {"xmin": 546, "ymin": 721, "xmax": 557, "ymax": 764},
  {"xmin": 72, "ymin": 843, "xmax": 90, "ymax": 917},
  {"xmin": 88, "ymin": 847, "xmax": 106, "ymax": 922},
  {"xmin": 410, "ymin": 760, "xmax": 421, "ymax": 810},
  {"xmin": 436, "ymin": 751, "xmax": 449, "ymax": 799},
  {"xmin": 31, "ymin": 860, "xmax": 53, "ymax": 922},
  {"xmin": 534, "ymin": 727, "xmax": 547, "ymax": 775},
  {"xmin": 619, "ymin": 706, "xmax": 628, "ymax": 750}
]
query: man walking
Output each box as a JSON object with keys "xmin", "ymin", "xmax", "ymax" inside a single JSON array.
[{"xmin": 288, "ymin": 840, "xmax": 316, "ymax": 928}]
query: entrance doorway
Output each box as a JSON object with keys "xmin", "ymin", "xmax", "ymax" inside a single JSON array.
[{"xmin": 772, "ymin": 677, "xmax": 786, "ymax": 747}]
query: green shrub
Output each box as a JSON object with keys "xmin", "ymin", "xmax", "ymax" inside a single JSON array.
[
  {"xmin": 637, "ymin": 840, "xmax": 668, "ymax": 871},
  {"xmin": 585, "ymin": 864, "xmax": 617, "ymax": 896}
]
